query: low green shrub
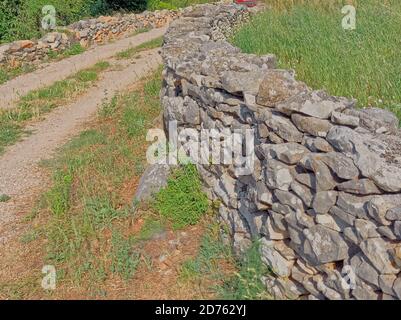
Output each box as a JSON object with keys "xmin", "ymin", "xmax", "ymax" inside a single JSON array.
[{"xmin": 154, "ymin": 164, "xmax": 209, "ymax": 229}]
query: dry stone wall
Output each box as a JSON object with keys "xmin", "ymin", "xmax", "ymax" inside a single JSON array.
[
  {"xmin": 161, "ymin": 3, "xmax": 401, "ymax": 300},
  {"xmin": 0, "ymin": 10, "xmax": 179, "ymax": 68}
]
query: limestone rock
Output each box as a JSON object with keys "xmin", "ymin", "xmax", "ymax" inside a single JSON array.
[
  {"xmin": 337, "ymin": 179, "xmax": 382, "ymax": 195},
  {"xmin": 319, "ymin": 152, "xmax": 359, "ymax": 180},
  {"xmin": 291, "ymin": 113, "xmax": 333, "ymax": 138},
  {"xmin": 274, "ymin": 190, "xmax": 304, "ymax": 212},
  {"xmin": 360, "ymin": 238, "xmax": 399, "ymax": 274},
  {"xmin": 301, "ymin": 225, "xmax": 349, "ymax": 266},
  {"xmin": 277, "ymin": 90, "xmax": 349, "ymax": 119},
  {"xmin": 290, "ymin": 180, "xmax": 313, "ymax": 207},
  {"xmin": 299, "ymin": 156, "xmax": 337, "ymax": 191},
  {"xmin": 376, "ymin": 226, "xmax": 397, "ymax": 241},
  {"xmin": 393, "ymin": 276, "xmax": 401, "ymax": 299},
  {"xmin": 346, "ymin": 107, "xmax": 399, "ymax": 134},
  {"xmin": 264, "ymin": 216, "xmax": 289, "ymax": 240},
  {"xmin": 379, "ymin": 274, "xmax": 396, "ymax": 296},
  {"xmin": 366, "ymin": 196, "xmax": 400, "ymax": 226},
  {"xmin": 221, "ymin": 70, "xmax": 265, "ymax": 95},
  {"xmin": 315, "ymin": 214, "xmax": 341, "ymax": 232},
  {"xmin": 256, "ymin": 69, "xmax": 307, "ymax": 107},
  {"xmin": 386, "ymin": 207, "xmax": 401, "ymax": 221},
  {"xmin": 265, "ymin": 160, "xmax": 293, "ymax": 191},
  {"xmin": 265, "ymin": 113, "xmax": 303, "ymax": 143},
  {"xmin": 133, "ymin": 164, "xmax": 170, "ymax": 203},
  {"xmin": 336, "ymin": 192, "xmax": 372, "ymax": 219},
  {"xmin": 393, "ymin": 221, "xmax": 401, "ymax": 239},
  {"xmin": 331, "ymin": 111, "xmax": 359, "ymax": 127},
  {"xmin": 266, "ymin": 143, "xmax": 309, "ymax": 165},
  {"xmin": 260, "ymin": 238, "xmax": 293, "ymax": 277},
  {"xmin": 312, "ymin": 191, "xmax": 337, "ymax": 214},
  {"xmin": 303, "ymin": 136, "xmax": 334, "ymax": 153},
  {"xmin": 354, "ymin": 219, "xmax": 380, "ymax": 241}
]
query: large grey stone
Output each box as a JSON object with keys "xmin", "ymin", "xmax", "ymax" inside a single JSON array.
[
  {"xmin": 133, "ymin": 164, "xmax": 170, "ymax": 204},
  {"xmin": 256, "ymin": 69, "xmax": 307, "ymax": 107},
  {"xmin": 331, "ymin": 111, "xmax": 359, "ymax": 127},
  {"xmin": 328, "ymin": 206, "xmax": 356, "ymax": 227},
  {"xmin": 346, "ymin": 107, "xmax": 399, "ymax": 134},
  {"xmin": 370, "ymin": 164, "xmax": 401, "ymax": 193},
  {"xmin": 312, "ymin": 191, "xmax": 337, "ymax": 214},
  {"xmin": 269, "ymin": 211, "xmax": 288, "ymax": 232},
  {"xmin": 360, "ymin": 238, "xmax": 399, "ymax": 274},
  {"xmin": 295, "ymin": 173, "xmax": 316, "ymax": 189},
  {"xmin": 291, "ymin": 180, "xmax": 313, "ymax": 207},
  {"xmin": 376, "ymin": 226, "xmax": 397, "ymax": 241},
  {"xmin": 337, "ymin": 179, "xmax": 382, "ymax": 195},
  {"xmin": 386, "ymin": 207, "xmax": 401, "ymax": 221},
  {"xmin": 299, "ymin": 156, "xmax": 337, "ymax": 191},
  {"xmin": 264, "ymin": 216, "xmax": 289, "ymax": 240},
  {"xmin": 393, "ymin": 221, "xmax": 401, "ymax": 239},
  {"xmin": 320, "ymin": 152, "xmax": 359, "ymax": 180},
  {"xmin": 336, "ymin": 192, "xmax": 372, "ymax": 219},
  {"xmin": 272, "ymin": 203, "xmax": 294, "ymax": 216},
  {"xmin": 260, "ymin": 238, "xmax": 293, "ymax": 277},
  {"xmin": 326, "ymin": 126, "xmax": 401, "ymax": 192},
  {"xmin": 276, "ymin": 90, "xmax": 349, "ymax": 119},
  {"xmin": 326, "ymin": 126, "xmax": 382, "ymax": 177},
  {"xmin": 256, "ymin": 181, "xmax": 273, "ymax": 206},
  {"xmin": 301, "ymin": 225, "xmax": 349, "ymax": 266},
  {"xmin": 265, "ymin": 143, "xmax": 309, "ymax": 165},
  {"xmin": 366, "ymin": 195, "xmax": 401, "ymax": 226},
  {"xmin": 221, "ymin": 70, "xmax": 264, "ymax": 95},
  {"xmin": 274, "ymin": 190, "xmax": 304, "ymax": 212},
  {"xmin": 354, "ymin": 219, "xmax": 380, "ymax": 241},
  {"xmin": 265, "ymin": 113, "xmax": 303, "ymax": 142},
  {"xmin": 315, "ymin": 214, "xmax": 341, "ymax": 232},
  {"xmin": 379, "ymin": 274, "xmax": 396, "ymax": 296},
  {"xmin": 303, "ymin": 136, "xmax": 334, "ymax": 153},
  {"xmin": 351, "ymin": 281, "xmax": 379, "ymax": 300},
  {"xmin": 291, "ymin": 113, "xmax": 333, "ymax": 138},
  {"xmin": 265, "ymin": 160, "xmax": 293, "ymax": 191}
]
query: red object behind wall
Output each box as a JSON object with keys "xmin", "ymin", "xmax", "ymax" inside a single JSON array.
[{"xmin": 234, "ymin": 0, "xmax": 257, "ymax": 7}]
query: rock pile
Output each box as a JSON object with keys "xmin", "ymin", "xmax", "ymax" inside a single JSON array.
[
  {"xmin": 161, "ymin": 3, "xmax": 401, "ymax": 300},
  {"xmin": 0, "ymin": 9, "xmax": 179, "ymax": 68}
]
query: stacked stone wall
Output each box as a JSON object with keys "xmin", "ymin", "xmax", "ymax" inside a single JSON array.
[
  {"xmin": 0, "ymin": 10, "xmax": 179, "ymax": 68},
  {"xmin": 161, "ymin": 3, "xmax": 401, "ymax": 300}
]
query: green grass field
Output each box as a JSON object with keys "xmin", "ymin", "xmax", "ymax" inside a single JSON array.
[{"xmin": 232, "ymin": 0, "xmax": 401, "ymax": 119}]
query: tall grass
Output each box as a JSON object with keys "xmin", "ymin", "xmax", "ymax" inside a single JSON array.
[{"xmin": 232, "ymin": 0, "xmax": 401, "ymax": 119}]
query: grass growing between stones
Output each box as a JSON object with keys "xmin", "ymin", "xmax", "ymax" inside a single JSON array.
[
  {"xmin": 218, "ymin": 242, "xmax": 272, "ymax": 300},
  {"xmin": 116, "ymin": 36, "xmax": 163, "ymax": 60},
  {"xmin": 179, "ymin": 224, "xmax": 272, "ymax": 300},
  {"xmin": 153, "ymin": 164, "xmax": 209, "ymax": 229},
  {"xmin": 0, "ymin": 61, "xmax": 110, "ymax": 154},
  {"xmin": 47, "ymin": 43, "xmax": 86, "ymax": 61},
  {"xmin": 232, "ymin": 0, "xmax": 401, "ymax": 119}
]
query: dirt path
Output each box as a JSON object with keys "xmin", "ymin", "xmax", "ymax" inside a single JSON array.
[
  {"xmin": 0, "ymin": 26, "xmax": 166, "ymax": 110},
  {"xmin": 0, "ymin": 49, "xmax": 162, "ymax": 245}
]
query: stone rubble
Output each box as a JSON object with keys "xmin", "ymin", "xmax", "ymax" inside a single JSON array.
[{"xmin": 161, "ymin": 3, "xmax": 401, "ymax": 300}]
